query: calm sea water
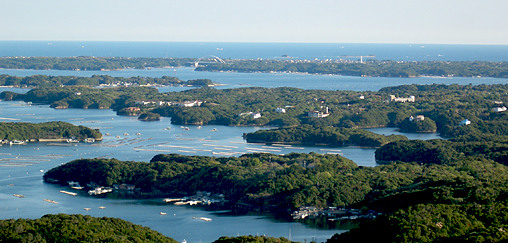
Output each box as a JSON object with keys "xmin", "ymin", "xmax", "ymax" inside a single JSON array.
[{"xmin": 1, "ymin": 41, "xmax": 508, "ymax": 61}]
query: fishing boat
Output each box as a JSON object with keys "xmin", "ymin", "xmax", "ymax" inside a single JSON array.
[
  {"xmin": 10, "ymin": 140, "xmax": 25, "ymax": 145},
  {"xmin": 13, "ymin": 194, "xmax": 25, "ymax": 198},
  {"xmin": 160, "ymin": 212, "xmax": 167, "ymax": 215}
]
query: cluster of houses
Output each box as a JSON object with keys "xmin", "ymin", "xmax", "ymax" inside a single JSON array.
[
  {"xmin": 408, "ymin": 115, "xmax": 425, "ymax": 122},
  {"xmin": 97, "ymin": 82, "xmax": 142, "ymax": 88},
  {"xmin": 291, "ymin": 206, "xmax": 380, "ymax": 221},
  {"xmin": 238, "ymin": 112, "xmax": 262, "ymax": 119},
  {"xmin": 407, "ymin": 114, "xmax": 473, "ymax": 127},
  {"xmin": 66, "ymin": 181, "xmax": 136, "ymax": 196},
  {"xmin": 134, "ymin": 100, "xmax": 203, "ymax": 107},
  {"xmin": 163, "ymin": 191, "xmax": 226, "ymax": 206},
  {"xmin": 390, "ymin": 95, "xmax": 415, "ymax": 103},
  {"xmin": 308, "ymin": 107, "xmax": 330, "ymax": 118}
]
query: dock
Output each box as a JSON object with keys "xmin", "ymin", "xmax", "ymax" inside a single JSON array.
[
  {"xmin": 60, "ymin": 190, "xmax": 77, "ymax": 196},
  {"xmin": 43, "ymin": 199, "xmax": 58, "ymax": 204}
]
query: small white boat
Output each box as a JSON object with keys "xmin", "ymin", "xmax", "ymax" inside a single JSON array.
[{"xmin": 160, "ymin": 212, "xmax": 167, "ymax": 215}]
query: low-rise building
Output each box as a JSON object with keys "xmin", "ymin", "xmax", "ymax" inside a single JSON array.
[
  {"xmin": 492, "ymin": 107, "xmax": 507, "ymax": 112},
  {"xmin": 460, "ymin": 119, "xmax": 471, "ymax": 126},
  {"xmin": 125, "ymin": 107, "xmax": 141, "ymax": 112},
  {"xmin": 409, "ymin": 115, "xmax": 425, "ymax": 122},
  {"xmin": 308, "ymin": 111, "xmax": 330, "ymax": 118},
  {"xmin": 275, "ymin": 107, "xmax": 286, "ymax": 113},
  {"xmin": 390, "ymin": 95, "xmax": 415, "ymax": 103},
  {"xmin": 173, "ymin": 100, "xmax": 203, "ymax": 107},
  {"xmin": 251, "ymin": 113, "xmax": 262, "ymax": 119}
]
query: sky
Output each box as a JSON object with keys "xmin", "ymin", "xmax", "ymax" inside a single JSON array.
[{"xmin": 1, "ymin": 0, "xmax": 507, "ymax": 44}]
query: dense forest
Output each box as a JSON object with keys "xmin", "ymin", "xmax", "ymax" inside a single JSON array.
[
  {"xmin": 2, "ymin": 56, "xmax": 508, "ymax": 78},
  {"xmin": 328, "ymin": 203, "xmax": 508, "ymax": 242},
  {"xmin": 245, "ymin": 125, "xmax": 407, "ymax": 147},
  {"xmin": 375, "ymin": 139, "xmax": 508, "ymax": 166},
  {"xmin": 0, "ymin": 121, "xmax": 102, "ymax": 141},
  {"xmin": 0, "ymin": 214, "xmax": 177, "ymax": 242}
]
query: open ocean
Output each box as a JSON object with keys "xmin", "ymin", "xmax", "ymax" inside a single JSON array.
[{"xmin": 1, "ymin": 41, "xmax": 508, "ymax": 61}]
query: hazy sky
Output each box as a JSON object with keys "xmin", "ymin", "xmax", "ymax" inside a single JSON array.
[{"xmin": 1, "ymin": 0, "xmax": 506, "ymax": 44}]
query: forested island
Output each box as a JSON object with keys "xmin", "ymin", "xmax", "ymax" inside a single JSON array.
[
  {"xmin": 0, "ymin": 121, "xmax": 102, "ymax": 143},
  {"xmin": 2, "ymin": 56, "xmax": 508, "ymax": 78},
  {"xmin": 0, "ymin": 74, "xmax": 214, "ymax": 88},
  {"xmin": 244, "ymin": 125, "xmax": 407, "ymax": 147}
]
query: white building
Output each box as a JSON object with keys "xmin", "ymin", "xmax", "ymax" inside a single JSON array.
[
  {"xmin": 172, "ymin": 100, "xmax": 203, "ymax": 107},
  {"xmin": 390, "ymin": 95, "xmax": 415, "ymax": 103},
  {"xmin": 492, "ymin": 107, "xmax": 507, "ymax": 112},
  {"xmin": 308, "ymin": 111, "xmax": 330, "ymax": 118},
  {"xmin": 251, "ymin": 113, "xmax": 262, "ymax": 119},
  {"xmin": 409, "ymin": 115, "xmax": 425, "ymax": 122},
  {"xmin": 459, "ymin": 119, "xmax": 471, "ymax": 126}
]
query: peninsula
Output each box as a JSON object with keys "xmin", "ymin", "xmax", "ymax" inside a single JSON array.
[{"xmin": 2, "ymin": 56, "xmax": 508, "ymax": 78}]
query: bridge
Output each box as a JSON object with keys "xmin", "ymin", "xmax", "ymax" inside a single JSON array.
[{"xmin": 193, "ymin": 55, "xmax": 227, "ymax": 67}]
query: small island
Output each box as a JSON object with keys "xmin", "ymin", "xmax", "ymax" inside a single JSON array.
[
  {"xmin": 0, "ymin": 121, "xmax": 102, "ymax": 144},
  {"xmin": 137, "ymin": 112, "xmax": 161, "ymax": 121},
  {"xmin": 244, "ymin": 125, "xmax": 407, "ymax": 147}
]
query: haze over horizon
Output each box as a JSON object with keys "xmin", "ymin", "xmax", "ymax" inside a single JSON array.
[{"xmin": 1, "ymin": 0, "xmax": 507, "ymax": 45}]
